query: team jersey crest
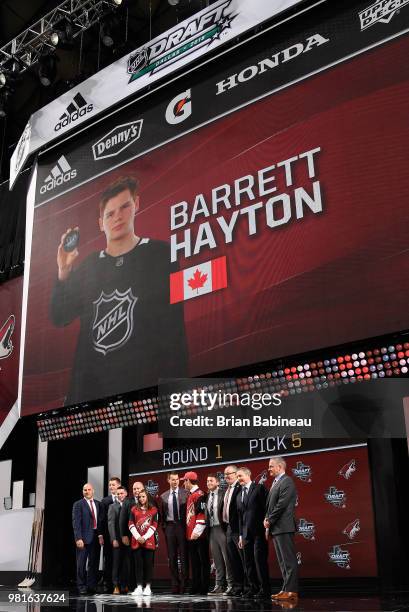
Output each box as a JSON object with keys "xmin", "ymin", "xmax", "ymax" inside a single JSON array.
[{"xmin": 92, "ymin": 288, "xmax": 137, "ymax": 355}]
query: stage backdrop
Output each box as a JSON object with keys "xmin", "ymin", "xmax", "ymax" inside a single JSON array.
[
  {"xmin": 129, "ymin": 443, "xmax": 377, "ymax": 579},
  {"xmin": 21, "ymin": 3, "xmax": 409, "ymax": 415}
]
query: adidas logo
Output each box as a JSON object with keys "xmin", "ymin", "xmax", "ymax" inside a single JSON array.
[
  {"xmin": 54, "ymin": 92, "xmax": 94, "ymax": 132},
  {"xmin": 40, "ymin": 155, "xmax": 77, "ymax": 195}
]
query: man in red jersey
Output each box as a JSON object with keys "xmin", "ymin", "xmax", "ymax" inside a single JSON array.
[{"xmin": 181, "ymin": 471, "xmax": 210, "ymax": 595}]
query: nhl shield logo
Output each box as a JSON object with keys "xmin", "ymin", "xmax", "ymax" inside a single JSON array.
[{"xmin": 92, "ymin": 289, "xmax": 137, "ymax": 355}]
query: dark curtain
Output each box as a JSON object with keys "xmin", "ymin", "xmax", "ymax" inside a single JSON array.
[{"xmin": 0, "ymin": 167, "xmax": 30, "ymax": 284}]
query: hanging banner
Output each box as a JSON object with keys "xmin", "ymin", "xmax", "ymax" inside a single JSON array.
[{"xmin": 9, "ymin": 0, "xmax": 309, "ymax": 188}]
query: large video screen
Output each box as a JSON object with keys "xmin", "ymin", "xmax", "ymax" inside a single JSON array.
[{"xmin": 21, "ymin": 5, "xmax": 409, "ymax": 415}]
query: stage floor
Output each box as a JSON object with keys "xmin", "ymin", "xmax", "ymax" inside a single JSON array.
[{"xmin": 2, "ymin": 591, "xmax": 408, "ymax": 611}]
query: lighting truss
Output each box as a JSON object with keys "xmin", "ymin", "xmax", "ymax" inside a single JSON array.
[{"xmin": 0, "ymin": 0, "xmax": 120, "ymax": 73}]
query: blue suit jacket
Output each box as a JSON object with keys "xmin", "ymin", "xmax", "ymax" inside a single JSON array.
[{"xmin": 72, "ymin": 498, "xmax": 103, "ymax": 544}]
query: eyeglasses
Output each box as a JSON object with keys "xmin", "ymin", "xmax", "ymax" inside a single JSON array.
[{"xmin": 224, "ymin": 471, "xmax": 237, "ymax": 476}]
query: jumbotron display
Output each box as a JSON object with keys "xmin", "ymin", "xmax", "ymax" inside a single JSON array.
[{"xmin": 22, "ymin": 6, "xmax": 409, "ymax": 415}]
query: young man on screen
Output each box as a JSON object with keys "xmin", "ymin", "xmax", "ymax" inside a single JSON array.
[{"xmin": 50, "ymin": 176, "xmax": 187, "ymax": 405}]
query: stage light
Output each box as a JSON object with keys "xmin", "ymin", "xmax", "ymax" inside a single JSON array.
[
  {"xmin": 168, "ymin": 0, "xmax": 180, "ymax": 5},
  {"xmin": 50, "ymin": 32, "xmax": 59, "ymax": 46},
  {"xmin": 0, "ymin": 72, "xmax": 5, "ymax": 88},
  {"xmin": 38, "ymin": 54, "xmax": 58, "ymax": 87},
  {"xmin": 52, "ymin": 20, "xmax": 74, "ymax": 48},
  {"xmin": 100, "ymin": 19, "xmax": 116, "ymax": 47}
]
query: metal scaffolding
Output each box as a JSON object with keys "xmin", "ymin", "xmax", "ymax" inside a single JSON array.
[{"xmin": 0, "ymin": 0, "xmax": 120, "ymax": 74}]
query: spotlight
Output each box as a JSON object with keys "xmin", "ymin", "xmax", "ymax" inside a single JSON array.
[
  {"xmin": 52, "ymin": 20, "xmax": 74, "ymax": 49},
  {"xmin": 0, "ymin": 72, "xmax": 5, "ymax": 88},
  {"xmin": 168, "ymin": 0, "xmax": 180, "ymax": 4},
  {"xmin": 100, "ymin": 14, "xmax": 121, "ymax": 48},
  {"xmin": 50, "ymin": 32, "xmax": 59, "ymax": 46},
  {"xmin": 112, "ymin": 0, "xmax": 122, "ymax": 5},
  {"xmin": 38, "ymin": 54, "xmax": 58, "ymax": 87}
]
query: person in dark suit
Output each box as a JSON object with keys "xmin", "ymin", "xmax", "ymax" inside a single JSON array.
[
  {"xmin": 108, "ymin": 485, "xmax": 129, "ymax": 594},
  {"xmin": 222, "ymin": 465, "xmax": 245, "ymax": 596},
  {"xmin": 205, "ymin": 473, "xmax": 232, "ymax": 595},
  {"xmin": 236, "ymin": 467, "xmax": 270, "ymax": 599},
  {"xmin": 72, "ymin": 483, "xmax": 104, "ymax": 595},
  {"xmin": 158, "ymin": 472, "xmax": 188, "ymax": 594},
  {"xmin": 264, "ymin": 456, "xmax": 298, "ymax": 604},
  {"xmin": 101, "ymin": 476, "xmax": 121, "ymax": 593}
]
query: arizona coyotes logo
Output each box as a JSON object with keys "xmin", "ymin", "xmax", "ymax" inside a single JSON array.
[
  {"xmin": 338, "ymin": 459, "xmax": 356, "ymax": 480},
  {"xmin": 343, "ymin": 519, "xmax": 360, "ymax": 540},
  {"xmin": 0, "ymin": 315, "xmax": 15, "ymax": 359},
  {"xmin": 186, "ymin": 503, "xmax": 195, "ymax": 525},
  {"xmin": 296, "ymin": 552, "xmax": 302, "ymax": 565},
  {"xmin": 256, "ymin": 470, "xmax": 268, "ymax": 485},
  {"xmin": 137, "ymin": 515, "xmax": 152, "ymax": 534},
  {"xmin": 92, "ymin": 289, "xmax": 137, "ymax": 355}
]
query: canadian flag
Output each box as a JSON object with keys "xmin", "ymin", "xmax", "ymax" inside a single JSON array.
[{"xmin": 170, "ymin": 256, "xmax": 227, "ymax": 304}]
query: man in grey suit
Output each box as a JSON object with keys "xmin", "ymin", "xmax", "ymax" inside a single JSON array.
[
  {"xmin": 205, "ymin": 473, "xmax": 232, "ymax": 595},
  {"xmin": 108, "ymin": 486, "xmax": 129, "ymax": 594},
  {"xmin": 158, "ymin": 472, "xmax": 188, "ymax": 594},
  {"xmin": 264, "ymin": 456, "xmax": 298, "ymax": 604}
]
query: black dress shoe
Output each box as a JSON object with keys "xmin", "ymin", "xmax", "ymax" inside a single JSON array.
[
  {"xmin": 229, "ymin": 589, "xmax": 242, "ymax": 597},
  {"xmin": 79, "ymin": 588, "xmax": 87, "ymax": 595},
  {"xmin": 242, "ymin": 589, "xmax": 258, "ymax": 598}
]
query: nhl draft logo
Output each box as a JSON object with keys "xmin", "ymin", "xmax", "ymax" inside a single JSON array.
[
  {"xmin": 127, "ymin": 0, "xmax": 235, "ymax": 83},
  {"xmin": 359, "ymin": 0, "xmax": 409, "ymax": 30},
  {"xmin": 217, "ymin": 471, "xmax": 228, "ymax": 489},
  {"xmin": 324, "ymin": 486, "xmax": 347, "ymax": 508},
  {"xmin": 297, "ymin": 518, "xmax": 316, "ymax": 541},
  {"xmin": 0, "ymin": 315, "xmax": 15, "ymax": 359},
  {"xmin": 92, "ymin": 289, "xmax": 137, "ymax": 355},
  {"xmin": 145, "ymin": 480, "xmax": 159, "ymax": 497},
  {"xmin": 338, "ymin": 459, "xmax": 356, "ymax": 480},
  {"xmin": 328, "ymin": 545, "xmax": 351, "ymax": 569},
  {"xmin": 292, "ymin": 461, "xmax": 312, "ymax": 482},
  {"xmin": 343, "ymin": 519, "xmax": 360, "ymax": 540}
]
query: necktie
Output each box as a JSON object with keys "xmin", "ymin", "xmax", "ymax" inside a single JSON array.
[
  {"xmin": 172, "ymin": 490, "xmax": 179, "ymax": 521},
  {"xmin": 243, "ymin": 486, "xmax": 248, "ymax": 504},
  {"xmin": 223, "ymin": 486, "xmax": 232, "ymax": 523},
  {"xmin": 90, "ymin": 500, "xmax": 97, "ymax": 529},
  {"xmin": 209, "ymin": 492, "xmax": 214, "ymax": 526}
]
